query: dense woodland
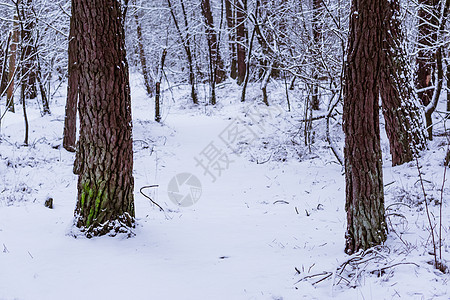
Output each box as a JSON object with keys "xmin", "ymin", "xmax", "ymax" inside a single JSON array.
[{"xmin": 0, "ymin": 0, "xmax": 450, "ymax": 298}]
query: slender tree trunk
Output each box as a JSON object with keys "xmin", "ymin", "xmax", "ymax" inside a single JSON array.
[
  {"xmin": 311, "ymin": 0, "xmax": 321, "ymax": 110},
  {"xmin": 134, "ymin": 12, "xmax": 154, "ymax": 97},
  {"xmin": 202, "ymin": 0, "xmax": 226, "ymax": 84},
  {"xmin": 166, "ymin": 0, "xmax": 198, "ymax": 104},
  {"xmin": 261, "ymin": 61, "xmax": 272, "ymax": 106},
  {"xmin": 7, "ymin": 15, "xmax": 19, "ymax": 113},
  {"xmin": 416, "ymin": 0, "xmax": 439, "ymax": 139},
  {"xmin": 225, "ymin": 0, "xmax": 237, "ymax": 79},
  {"xmin": 63, "ymin": 14, "xmax": 78, "ymax": 152},
  {"xmin": 0, "ymin": 35, "xmax": 10, "ymax": 96},
  {"xmin": 72, "ymin": 0, "xmax": 135, "ymax": 236},
  {"xmin": 343, "ymin": 0, "xmax": 387, "ymax": 255},
  {"xmin": 447, "ymin": 59, "xmax": 450, "ymax": 112},
  {"xmin": 380, "ymin": 0, "xmax": 426, "ymax": 166},
  {"xmin": 21, "ymin": 78, "xmax": 29, "ymax": 145},
  {"xmin": 240, "ymin": 26, "xmax": 255, "ymax": 102},
  {"xmin": 21, "ymin": 0, "xmax": 38, "ymax": 101},
  {"xmin": 36, "ymin": 54, "xmax": 50, "ymax": 114},
  {"xmin": 236, "ymin": 0, "xmax": 247, "ymax": 84},
  {"xmin": 155, "ymin": 49, "xmax": 167, "ymax": 123}
]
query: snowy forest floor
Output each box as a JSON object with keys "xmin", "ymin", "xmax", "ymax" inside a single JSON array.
[{"xmin": 0, "ymin": 75, "xmax": 449, "ymax": 299}]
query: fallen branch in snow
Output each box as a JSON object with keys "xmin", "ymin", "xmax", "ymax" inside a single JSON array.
[
  {"xmin": 273, "ymin": 200, "xmax": 289, "ymax": 205},
  {"xmin": 296, "ymin": 112, "xmax": 338, "ymax": 123},
  {"xmin": 140, "ymin": 185, "xmax": 164, "ymax": 212},
  {"xmin": 294, "ymin": 246, "xmax": 420, "ymax": 292}
]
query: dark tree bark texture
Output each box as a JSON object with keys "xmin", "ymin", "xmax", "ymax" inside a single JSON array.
[
  {"xmin": 72, "ymin": 0, "xmax": 135, "ymax": 236},
  {"xmin": 63, "ymin": 14, "xmax": 78, "ymax": 152},
  {"xmin": 343, "ymin": 0, "xmax": 387, "ymax": 254},
  {"xmin": 380, "ymin": 0, "xmax": 426, "ymax": 166}
]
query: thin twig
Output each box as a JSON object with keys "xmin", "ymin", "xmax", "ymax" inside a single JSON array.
[
  {"xmin": 140, "ymin": 185, "xmax": 164, "ymax": 212},
  {"xmin": 415, "ymin": 156, "xmax": 438, "ymax": 268}
]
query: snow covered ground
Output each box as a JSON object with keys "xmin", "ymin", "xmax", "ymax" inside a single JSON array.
[{"xmin": 0, "ymin": 76, "xmax": 449, "ymax": 299}]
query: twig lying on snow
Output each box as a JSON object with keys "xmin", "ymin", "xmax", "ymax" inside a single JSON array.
[
  {"xmin": 140, "ymin": 185, "xmax": 164, "ymax": 212},
  {"xmin": 294, "ymin": 246, "xmax": 419, "ymax": 293}
]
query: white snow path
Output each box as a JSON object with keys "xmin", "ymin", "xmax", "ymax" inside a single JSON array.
[{"xmin": 0, "ymin": 100, "xmax": 347, "ymax": 299}]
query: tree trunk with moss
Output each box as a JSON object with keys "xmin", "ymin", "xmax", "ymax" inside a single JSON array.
[
  {"xmin": 380, "ymin": 0, "xmax": 426, "ymax": 166},
  {"xmin": 343, "ymin": 0, "xmax": 387, "ymax": 255},
  {"xmin": 72, "ymin": 0, "xmax": 135, "ymax": 237}
]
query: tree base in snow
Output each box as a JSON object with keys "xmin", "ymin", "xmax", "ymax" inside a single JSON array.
[{"xmin": 70, "ymin": 216, "xmax": 135, "ymax": 239}]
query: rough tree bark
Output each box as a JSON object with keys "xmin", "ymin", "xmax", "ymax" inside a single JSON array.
[
  {"xmin": 343, "ymin": 0, "xmax": 387, "ymax": 254},
  {"xmin": 380, "ymin": 0, "xmax": 426, "ymax": 166},
  {"xmin": 416, "ymin": 0, "xmax": 439, "ymax": 139},
  {"xmin": 63, "ymin": 14, "xmax": 78, "ymax": 152},
  {"xmin": 72, "ymin": 0, "xmax": 135, "ymax": 236}
]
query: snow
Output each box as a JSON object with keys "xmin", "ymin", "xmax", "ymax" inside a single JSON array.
[{"xmin": 0, "ymin": 75, "xmax": 449, "ymax": 299}]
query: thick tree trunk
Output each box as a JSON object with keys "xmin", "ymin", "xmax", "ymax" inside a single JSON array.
[
  {"xmin": 225, "ymin": 0, "xmax": 237, "ymax": 79},
  {"xmin": 72, "ymin": 0, "xmax": 135, "ymax": 236},
  {"xmin": 343, "ymin": 0, "xmax": 387, "ymax": 255},
  {"xmin": 236, "ymin": 0, "xmax": 247, "ymax": 84},
  {"xmin": 416, "ymin": 0, "xmax": 439, "ymax": 140},
  {"xmin": 380, "ymin": 0, "xmax": 426, "ymax": 166},
  {"xmin": 63, "ymin": 14, "xmax": 78, "ymax": 152}
]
